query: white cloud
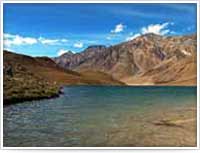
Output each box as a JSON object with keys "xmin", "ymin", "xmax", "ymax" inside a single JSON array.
[
  {"xmin": 141, "ymin": 22, "xmax": 171, "ymax": 35},
  {"xmin": 4, "ymin": 39, "xmax": 12, "ymax": 47},
  {"xmin": 60, "ymin": 39, "xmax": 68, "ymax": 42},
  {"xmin": 111, "ymin": 23, "xmax": 125, "ymax": 33},
  {"xmin": 38, "ymin": 37, "xmax": 68, "ymax": 45},
  {"xmin": 126, "ymin": 33, "xmax": 141, "ymax": 41},
  {"xmin": 4, "ymin": 33, "xmax": 16, "ymax": 39},
  {"xmin": 57, "ymin": 49, "xmax": 74, "ymax": 56},
  {"xmin": 4, "ymin": 33, "xmax": 69, "ymax": 47},
  {"xmin": 73, "ymin": 42, "xmax": 83, "ymax": 48},
  {"xmin": 125, "ymin": 22, "xmax": 174, "ymax": 41},
  {"xmin": 38, "ymin": 37, "xmax": 60, "ymax": 45},
  {"xmin": 4, "ymin": 33, "xmax": 37, "ymax": 47}
]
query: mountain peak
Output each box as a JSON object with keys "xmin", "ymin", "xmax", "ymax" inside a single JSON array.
[{"xmin": 61, "ymin": 50, "xmax": 74, "ymax": 57}]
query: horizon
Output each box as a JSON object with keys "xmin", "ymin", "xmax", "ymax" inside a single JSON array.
[
  {"xmin": 3, "ymin": 32, "xmax": 197, "ymax": 58},
  {"xmin": 3, "ymin": 3, "xmax": 197, "ymax": 57}
]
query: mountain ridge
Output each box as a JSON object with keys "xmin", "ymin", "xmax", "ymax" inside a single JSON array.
[{"xmin": 54, "ymin": 33, "xmax": 197, "ymax": 86}]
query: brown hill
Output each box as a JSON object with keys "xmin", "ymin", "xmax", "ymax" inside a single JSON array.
[
  {"xmin": 3, "ymin": 51, "xmax": 124, "ymax": 104},
  {"xmin": 54, "ymin": 34, "xmax": 197, "ymax": 86}
]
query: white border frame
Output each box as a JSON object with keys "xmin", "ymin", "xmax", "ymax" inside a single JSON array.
[{"xmin": 0, "ymin": 0, "xmax": 199, "ymax": 150}]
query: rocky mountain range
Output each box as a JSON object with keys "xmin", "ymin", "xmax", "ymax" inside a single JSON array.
[{"xmin": 53, "ymin": 33, "xmax": 197, "ymax": 85}]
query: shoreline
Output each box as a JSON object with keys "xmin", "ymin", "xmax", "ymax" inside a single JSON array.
[
  {"xmin": 3, "ymin": 84, "xmax": 197, "ymax": 106},
  {"xmin": 3, "ymin": 86, "xmax": 64, "ymax": 106}
]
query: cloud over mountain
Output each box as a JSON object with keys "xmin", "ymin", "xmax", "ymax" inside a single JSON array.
[
  {"xmin": 4, "ymin": 33, "xmax": 38, "ymax": 47},
  {"xmin": 4, "ymin": 33, "xmax": 69, "ymax": 47},
  {"xmin": 73, "ymin": 42, "xmax": 83, "ymax": 48},
  {"xmin": 126, "ymin": 22, "xmax": 174, "ymax": 41},
  {"xmin": 141, "ymin": 22, "xmax": 173, "ymax": 35},
  {"xmin": 57, "ymin": 49, "xmax": 74, "ymax": 56},
  {"xmin": 111, "ymin": 23, "xmax": 125, "ymax": 33}
]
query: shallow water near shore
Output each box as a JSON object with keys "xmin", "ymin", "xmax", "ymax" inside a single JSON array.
[{"xmin": 3, "ymin": 86, "xmax": 197, "ymax": 147}]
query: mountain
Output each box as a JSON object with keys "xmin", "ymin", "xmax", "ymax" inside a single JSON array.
[
  {"xmin": 3, "ymin": 51, "xmax": 124, "ymax": 104},
  {"xmin": 54, "ymin": 34, "xmax": 197, "ymax": 86},
  {"xmin": 53, "ymin": 45, "xmax": 107, "ymax": 69}
]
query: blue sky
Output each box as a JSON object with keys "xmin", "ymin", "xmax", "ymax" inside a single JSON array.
[{"xmin": 3, "ymin": 3, "xmax": 197, "ymax": 57}]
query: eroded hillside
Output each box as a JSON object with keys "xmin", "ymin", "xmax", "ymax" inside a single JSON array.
[{"xmin": 54, "ymin": 34, "xmax": 197, "ymax": 85}]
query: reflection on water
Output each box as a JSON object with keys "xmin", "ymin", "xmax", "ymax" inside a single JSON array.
[{"xmin": 4, "ymin": 86, "xmax": 197, "ymax": 147}]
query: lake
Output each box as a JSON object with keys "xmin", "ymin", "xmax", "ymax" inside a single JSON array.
[{"xmin": 3, "ymin": 86, "xmax": 197, "ymax": 147}]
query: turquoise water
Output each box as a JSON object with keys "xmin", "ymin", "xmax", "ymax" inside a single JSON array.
[{"xmin": 3, "ymin": 86, "xmax": 197, "ymax": 147}]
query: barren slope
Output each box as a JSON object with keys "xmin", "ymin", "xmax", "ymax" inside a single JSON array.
[{"xmin": 54, "ymin": 34, "xmax": 197, "ymax": 86}]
